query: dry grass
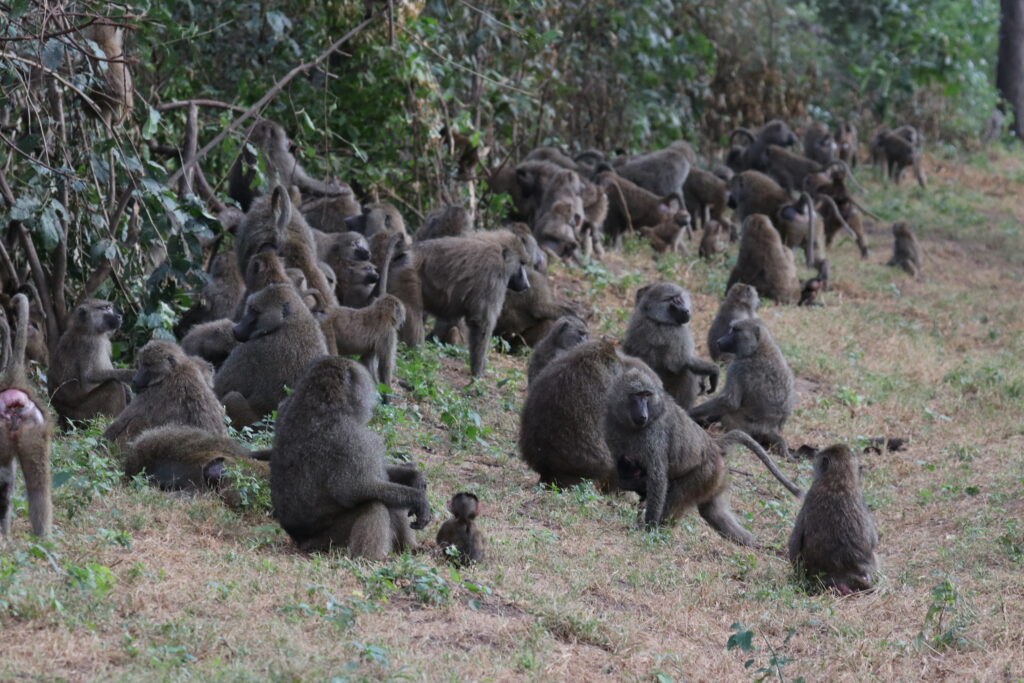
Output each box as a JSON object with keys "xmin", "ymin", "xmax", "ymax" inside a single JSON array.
[{"xmin": 3, "ymin": 148, "xmax": 1024, "ymax": 681}]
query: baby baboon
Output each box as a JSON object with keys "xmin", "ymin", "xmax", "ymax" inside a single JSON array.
[
  {"xmin": 526, "ymin": 315, "xmax": 588, "ymax": 384},
  {"xmin": 180, "ymin": 319, "xmax": 238, "ymax": 369},
  {"xmin": 436, "ymin": 492, "xmax": 486, "ymax": 565},
  {"xmin": 689, "ymin": 318, "xmax": 795, "ymax": 457},
  {"xmin": 302, "ymin": 191, "xmax": 362, "ymax": 233},
  {"xmin": 82, "ymin": 22, "xmax": 133, "ymax": 125},
  {"xmin": 834, "ymin": 121, "xmax": 859, "ymax": 169},
  {"xmin": 613, "ymin": 140, "xmax": 693, "ymax": 199},
  {"xmin": 788, "ymin": 444, "xmax": 877, "ymax": 594},
  {"xmin": 496, "ymin": 267, "xmax": 582, "ymax": 347},
  {"xmin": 346, "ymin": 202, "xmax": 408, "ymax": 238},
  {"xmin": 104, "ymin": 340, "xmax": 226, "ymax": 447},
  {"xmin": 271, "ymin": 356, "xmax": 432, "ymax": 557},
  {"xmin": 605, "ymin": 366, "xmax": 802, "ymax": 543},
  {"xmin": 683, "ymin": 167, "xmax": 729, "ymax": 231},
  {"xmin": 48, "ymin": 299, "xmax": 133, "ymax": 423},
  {"xmin": 175, "ymin": 252, "xmax": 245, "ymax": 337},
  {"xmin": 707, "ymin": 283, "xmax": 760, "ymax": 363},
  {"xmin": 698, "ymin": 220, "xmax": 730, "ymax": 259},
  {"xmin": 726, "ymin": 215, "xmax": 801, "ymax": 305},
  {"xmin": 887, "ymin": 222, "xmax": 921, "ymax": 277},
  {"xmin": 370, "ymin": 231, "xmax": 424, "ymax": 346},
  {"xmin": 597, "ymin": 171, "xmax": 690, "ymax": 247},
  {"xmin": 803, "ymin": 122, "xmax": 837, "ymax": 167},
  {"xmin": 728, "ymin": 120, "xmax": 799, "ymax": 172},
  {"xmin": 622, "ymin": 283, "xmax": 718, "ymax": 410},
  {"xmin": 414, "ymin": 205, "xmax": 473, "ymax": 242},
  {"xmin": 0, "ymin": 294, "xmax": 54, "ymax": 537},
  {"xmin": 214, "ymin": 284, "xmax": 328, "ymax": 428},
  {"xmin": 414, "ymin": 231, "xmax": 531, "ymax": 376}
]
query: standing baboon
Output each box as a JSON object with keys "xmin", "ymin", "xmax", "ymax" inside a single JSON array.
[
  {"xmin": 613, "ymin": 140, "xmax": 693, "ymax": 199},
  {"xmin": 622, "ymin": 283, "xmax": 718, "ymax": 410},
  {"xmin": 526, "ymin": 315, "xmax": 588, "ymax": 384},
  {"xmin": 413, "ymin": 232, "xmax": 531, "ymax": 377},
  {"xmin": 606, "ymin": 367, "xmax": 801, "ymax": 543},
  {"xmin": 83, "ymin": 22, "xmax": 133, "ymax": 125},
  {"xmin": 872, "ymin": 127, "xmax": 926, "ymax": 188},
  {"xmin": 789, "ymin": 444, "xmax": 877, "ymax": 594},
  {"xmin": 414, "ymin": 205, "xmax": 473, "ymax": 242},
  {"xmin": 436, "ymin": 492, "xmax": 486, "ymax": 565},
  {"xmin": 214, "ymin": 284, "xmax": 329, "ymax": 428},
  {"xmin": 707, "ymin": 283, "xmax": 760, "ymax": 363},
  {"xmin": 689, "ymin": 319, "xmax": 795, "ymax": 457},
  {"xmin": 727, "ymin": 170, "xmax": 820, "ymax": 265},
  {"xmin": 683, "ymin": 167, "xmax": 729, "ymax": 231},
  {"xmin": 104, "ymin": 340, "xmax": 226, "ymax": 447},
  {"xmin": 0, "ymin": 294, "xmax": 54, "ymax": 537},
  {"xmin": 726, "ymin": 215, "xmax": 801, "ymax": 305},
  {"xmin": 698, "ymin": 220, "xmax": 730, "ymax": 259},
  {"xmin": 887, "ymin": 222, "xmax": 921, "ymax": 277},
  {"xmin": 271, "ymin": 356, "xmax": 432, "ymax": 556},
  {"xmin": 641, "ymin": 221, "xmax": 688, "ymax": 255},
  {"xmin": 175, "ymin": 252, "xmax": 245, "ymax": 337},
  {"xmin": 48, "ymin": 299, "xmax": 133, "ymax": 423},
  {"xmin": 241, "ymin": 119, "xmax": 346, "ymax": 201},
  {"xmin": 803, "ymin": 164, "xmax": 871, "ymax": 259},
  {"xmin": 834, "ymin": 121, "xmax": 859, "ymax": 169},
  {"xmin": 763, "ymin": 144, "xmax": 828, "ymax": 196}
]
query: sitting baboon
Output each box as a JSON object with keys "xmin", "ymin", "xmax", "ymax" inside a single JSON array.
[
  {"xmin": 436, "ymin": 492, "xmax": 485, "ymax": 565},
  {"xmin": 314, "ymin": 229, "xmax": 371, "ymax": 263},
  {"xmin": 707, "ymin": 283, "xmax": 760, "ymax": 363},
  {"xmin": 689, "ymin": 319, "xmax": 795, "ymax": 457},
  {"xmin": 698, "ymin": 220, "xmax": 730, "ymax": 259},
  {"xmin": 175, "ymin": 252, "xmax": 245, "ymax": 337},
  {"xmin": 214, "ymin": 284, "xmax": 329, "ymax": 428},
  {"xmin": 803, "ymin": 121, "xmax": 837, "ymax": 167},
  {"xmin": 180, "ymin": 319, "xmax": 238, "ymax": 369},
  {"xmin": 104, "ymin": 340, "xmax": 226, "ymax": 447},
  {"xmin": 0, "ymin": 294, "xmax": 54, "ymax": 537},
  {"xmin": 727, "ymin": 120, "xmax": 799, "ymax": 172},
  {"xmin": 726, "ymin": 215, "xmax": 801, "ymax": 305},
  {"xmin": 622, "ymin": 283, "xmax": 718, "ymax": 410},
  {"xmin": 414, "ymin": 205, "xmax": 473, "ymax": 242},
  {"xmin": 789, "ymin": 444, "xmax": 877, "ymax": 594},
  {"xmin": 887, "ymin": 222, "xmax": 921, "ymax": 277},
  {"xmin": 413, "ymin": 231, "xmax": 531, "ymax": 376},
  {"xmin": 48, "ymin": 299, "xmax": 133, "ymax": 424},
  {"xmin": 596, "ymin": 171, "xmax": 690, "ymax": 247},
  {"xmin": 271, "ymin": 356, "xmax": 432, "ymax": 556},
  {"xmin": 345, "ymin": 202, "xmax": 408, "ymax": 238},
  {"xmin": 605, "ymin": 366, "xmax": 802, "ymax": 543},
  {"xmin": 683, "ymin": 167, "xmax": 728, "ymax": 231},
  {"xmin": 302, "ymin": 191, "xmax": 362, "ymax": 233},
  {"xmin": 526, "ymin": 315, "xmax": 588, "ymax": 384},
  {"xmin": 495, "ymin": 266, "xmax": 580, "ymax": 348}
]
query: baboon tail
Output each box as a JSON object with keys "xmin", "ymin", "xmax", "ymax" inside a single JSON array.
[{"xmin": 720, "ymin": 429, "xmax": 804, "ymax": 498}]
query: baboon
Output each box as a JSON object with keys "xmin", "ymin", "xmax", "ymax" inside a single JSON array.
[
  {"xmin": 773, "ymin": 191, "xmax": 823, "ymax": 267},
  {"xmin": 707, "ymin": 283, "xmax": 760, "ymax": 362},
  {"xmin": 887, "ymin": 222, "xmax": 921, "ymax": 277},
  {"xmin": 596, "ymin": 171, "xmax": 690, "ymax": 247},
  {"xmin": 726, "ymin": 215, "xmax": 801, "ymax": 305},
  {"xmin": 763, "ymin": 144, "xmax": 829, "ymax": 195},
  {"xmin": 175, "ymin": 252, "xmax": 245, "ymax": 337},
  {"xmin": 180, "ymin": 319, "xmax": 238, "ymax": 369},
  {"xmin": 788, "ymin": 444, "xmax": 877, "ymax": 594},
  {"xmin": 103, "ymin": 340, "xmax": 226, "ymax": 447},
  {"xmin": 314, "ymin": 229, "xmax": 371, "ymax": 263},
  {"xmin": 689, "ymin": 319, "xmax": 795, "ymax": 457},
  {"xmin": 302, "ymin": 191, "xmax": 362, "ymax": 233},
  {"xmin": 622, "ymin": 283, "xmax": 718, "ymax": 410},
  {"xmin": 799, "ymin": 261, "xmax": 830, "ymax": 308},
  {"xmin": 436, "ymin": 492, "xmax": 485, "ymax": 565},
  {"xmin": 573, "ymin": 148, "xmax": 608, "ymax": 178},
  {"xmin": 214, "ymin": 284, "xmax": 329, "ymax": 428},
  {"xmin": 370, "ymin": 231, "xmax": 424, "ymax": 346},
  {"xmin": 508, "ymin": 160, "xmax": 568, "ymax": 222},
  {"xmin": 526, "ymin": 315, "xmax": 588, "ymax": 384},
  {"xmin": 683, "ymin": 167, "xmax": 728, "ymax": 231},
  {"xmin": 727, "ymin": 170, "xmax": 791, "ymax": 224},
  {"xmin": 414, "ymin": 205, "xmax": 473, "ymax": 242},
  {"xmin": 519, "ymin": 340, "xmax": 632, "ymax": 490},
  {"xmin": 239, "ymin": 119, "xmax": 346, "ymax": 201},
  {"xmin": 413, "ymin": 232, "xmax": 531, "ymax": 376},
  {"xmin": 698, "ymin": 220, "xmax": 730, "ymax": 259},
  {"xmin": 48, "ymin": 299, "xmax": 133, "ymax": 423},
  {"xmin": 345, "ymin": 202, "xmax": 407, "ymax": 238},
  {"xmin": 83, "ymin": 22, "xmax": 133, "ymax": 125},
  {"xmin": 271, "ymin": 356, "xmax": 432, "ymax": 557},
  {"xmin": 1, "ymin": 293, "xmax": 47, "ymax": 366},
  {"xmin": 0, "ymin": 294, "xmax": 54, "ymax": 537},
  {"xmin": 333, "ymin": 258, "xmax": 380, "ymax": 308},
  {"xmin": 605, "ymin": 366, "xmax": 802, "ymax": 542},
  {"xmin": 711, "ymin": 163, "xmax": 735, "ymax": 183},
  {"xmin": 803, "ymin": 163, "xmax": 871, "ymax": 258},
  {"xmin": 495, "ymin": 266, "xmax": 580, "ymax": 347},
  {"xmin": 443, "ymin": 127, "xmax": 486, "ymax": 179},
  {"xmin": 803, "ymin": 121, "xmax": 837, "ymax": 166},
  {"xmin": 876, "ymin": 130, "xmax": 926, "ymax": 188},
  {"xmin": 834, "ymin": 121, "xmax": 858, "ymax": 169},
  {"xmin": 524, "ymin": 146, "xmax": 579, "ymax": 170},
  {"xmin": 230, "ymin": 250, "xmax": 295, "ymax": 320},
  {"xmin": 613, "ymin": 141, "xmax": 693, "ymax": 199},
  {"xmin": 521, "ymin": 153, "xmax": 608, "ymax": 257},
  {"xmin": 640, "ymin": 221, "xmax": 688, "ymax": 254},
  {"xmin": 727, "ymin": 120, "xmax": 799, "ymax": 172},
  {"xmin": 533, "ymin": 197, "xmax": 583, "ymax": 261}
]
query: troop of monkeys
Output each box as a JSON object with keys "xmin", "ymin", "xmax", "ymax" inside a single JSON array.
[{"xmin": 0, "ymin": 115, "xmax": 923, "ymax": 592}]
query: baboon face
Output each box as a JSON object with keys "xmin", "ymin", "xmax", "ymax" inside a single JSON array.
[
  {"xmin": 638, "ymin": 283, "xmax": 691, "ymax": 325},
  {"xmin": 658, "ymin": 194, "xmax": 690, "ymax": 228},
  {"xmin": 132, "ymin": 341, "xmax": 181, "ymax": 391},
  {"xmin": 448, "ymin": 492, "xmax": 480, "ymax": 520},
  {"xmin": 553, "ymin": 317, "xmax": 588, "ymax": 349},
  {"xmin": 246, "ymin": 251, "xmax": 287, "ymax": 289},
  {"xmin": 233, "ymin": 286, "xmax": 291, "ymax": 343},
  {"xmin": 717, "ymin": 319, "xmax": 762, "ymax": 357},
  {"xmin": 726, "ymin": 283, "xmax": 760, "ymax": 311},
  {"xmin": 285, "ymin": 268, "xmax": 308, "ymax": 290},
  {"xmin": 763, "ymin": 119, "xmax": 797, "ymax": 147},
  {"xmin": 892, "ymin": 222, "xmax": 910, "ymax": 238},
  {"xmin": 249, "ymin": 119, "xmax": 285, "ymax": 151},
  {"xmin": 503, "ymin": 246, "xmax": 530, "ymax": 293},
  {"xmin": 607, "ymin": 367, "xmax": 666, "ymax": 432},
  {"xmin": 347, "ymin": 261, "xmax": 379, "ymax": 287},
  {"xmin": 76, "ymin": 299, "xmax": 121, "ymax": 334},
  {"xmin": 333, "ymin": 233, "xmax": 371, "ymax": 262}
]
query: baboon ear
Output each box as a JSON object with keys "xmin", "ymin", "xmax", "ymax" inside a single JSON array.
[{"xmin": 635, "ymin": 285, "xmax": 651, "ymax": 304}]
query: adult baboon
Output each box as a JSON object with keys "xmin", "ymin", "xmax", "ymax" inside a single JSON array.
[
  {"xmin": 622, "ymin": 283, "xmax": 718, "ymax": 410},
  {"xmin": 314, "ymin": 229, "xmax": 371, "ymax": 263},
  {"xmin": 0, "ymin": 294, "xmax": 54, "ymax": 537},
  {"xmin": 414, "ymin": 205, "xmax": 473, "ymax": 242},
  {"xmin": 698, "ymin": 220, "xmax": 730, "ymax": 259},
  {"xmin": 495, "ymin": 266, "xmax": 581, "ymax": 348},
  {"xmin": 803, "ymin": 163, "xmax": 871, "ymax": 259},
  {"xmin": 605, "ymin": 366, "xmax": 802, "ymax": 543},
  {"xmin": 48, "ymin": 299, "xmax": 133, "ymax": 423},
  {"xmin": 727, "ymin": 120, "xmax": 799, "ymax": 172},
  {"xmin": 803, "ymin": 121, "xmax": 837, "ymax": 166},
  {"xmin": 214, "ymin": 284, "xmax": 329, "ymax": 428},
  {"xmin": 526, "ymin": 315, "xmax": 588, "ymax": 384},
  {"xmin": 175, "ymin": 252, "xmax": 245, "ymax": 337},
  {"xmin": 1, "ymin": 293, "xmax": 47, "ymax": 366},
  {"xmin": 597, "ymin": 170, "xmax": 691, "ymax": 247},
  {"xmin": 789, "ymin": 444, "xmax": 877, "ymax": 594},
  {"xmin": 82, "ymin": 22, "xmax": 133, "ymax": 125},
  {"xmin": 333, "ymin": 258, "xmax": 380, "ymax": 308},
  {"xmin": 104, "ymin": 340, "xmax": 226, "ymax": 447},
  {"xmin": 302, "ymin": 191, "xmax": 362, "ymax": 233},
  {"xmin": 238, "ymin": 119, "xmax": 346, "ymax": 202},
  {"xmin": 180, "ymin": 319, "xmax": 238, "ymax": 369},
  {"xmin": 436, "ymin": 492, "xmax": 486, "ymax": 565},
  {"xmin": 613, "ymin": 140, "xmax": 693, "ymax": 199},
  {"xmin": 683, "ymin": 167, "xmax": 729, "ymax": 231},
  {"xmin": 707, "ymin": 283, "xmax": 760, "ymax": 363},
  {"xmin": 887, "ymin": 222, "xmax": 921, "ymax": 277},
  {"xmin": 271, "ymin": 356, "xmax": 432, "ymax": 556},
  {"xmin": 726, "ymin": 215, "xmax": 801, "ymax": 305},
  {"xmin": 872, "ymin": 127, "xmax": 926, "ymax": 187},
  {"xmin": 345, "ymin": 202, "xmax": 408, "ymax": 238},
  {"xmin": 763, "ymin": 144, "xmax": 828, "ymax": 195},
  {"xmin": 689, "ymin": 319, "xmax": 795, "ymax": 457}
]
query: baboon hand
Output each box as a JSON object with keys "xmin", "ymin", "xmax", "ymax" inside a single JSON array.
[{"xmin": 409, "ymin": 501, "xmax": 433, "ymax": 530}]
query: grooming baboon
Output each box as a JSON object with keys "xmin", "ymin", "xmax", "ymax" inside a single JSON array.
[
  {"xmin": 495, "ymin": 265, "xmax": 580, "ymax": 348},
  {"xmin": 302, "ymin": 191, "xmax": 362, "ymax": 233},
  {"xmin": 698, "ymin": 220, "xmax": 730, "ymax": 259},
  {"xmin": 573, "ymin": 149, "xmax": 607, "ymax": 178},
  {"xmin": 887, "ymin": 222, "xmax": 921, "ymax": 277},
  {"xmin": 689, "ymin": 319, "xmax": 795, "ymax": 457},
  {"xmin": 803, "ymin": 121, "xmax": 837, "ymax": 167},
  {"xmin": 180, "ymin": 319, "xmax": 238, "ymax": 369},
  {"xmin": 622, "ymin": 283, "xmax": 718, "ymax": 410},
  {"xmin": 345, "ymin": 202, "xmax": 407, "ymax": 238},
  {"xmin": 641, "ymin": 220, "xmax": 688, "ymax": 254},
  {"xmin": 0, "ymin": 294, "xmax": 54, "ymax": 537},
  {"xmin": 727, "ymin": 120, "xmax": 799, "ymax": 172},
  {"xmin": 522, "ymin": 152, "xmax": 608, "ymax": 257},
  {"xmin": 834, "ymin": 121, "xmax": 859, "ymax": 169},
  {"xmin": 271, "ymin": 356, "xmax": 432, "ymax": 556},
  {"xmin": 533, "ymin": 197, "xmax": 584, "ymax": 261},
  {"xmin": 414, "ymin": 232, "xmax": 531, "ymax": 376},
  {"xmin": 596, "ymin": 171, "xmax": 690, "ymax": 247},
  {"xmin": 83, "ymin": 22, "xmax": 133, "ymax": 125},
  {"xmin": 508, "ymin": 160, "xmax": 569, "ymax": 222},
  {"xmin": 526, "ymin": 315, "xmax": 588, "ymax": 384},
  {"xmin": 613, "ymin": 140, "xmax": 693, "ymax": 199},
  {"xmin": 414, "ymin": 205, "xmax": 473, "ymax": 242},
  {"xmin": 789, "ymin": 444, "xmax": 877, "ymax": 594},
  {"xmin": 726, "ymin": 215, "xmax": 801, "ymax": 305},
  {"xmin": 683, "ymin": 167, "xmax": 729, "ymax": 231},
  {"xmin": 214, "ymin": 284, "xmax": 329, "ymax": 428},
  {"xmin": 436, "ymin": 492, "xmax": 486, "ymax": 565},
  {"xmin": 104, "ymin": 340, "xmax": 226, "ymax": 447},
  {"xmin": 876, "ymin": 130, "xmax": 926, "ymax": 188},
  {"xmin": 175, "ymin": 252, "xmax": 245, "ymax": 337},
  {"xmin": 48, "ymin": 299, "xmax": 133, "ymax": 423},
  {"xmin": 707, "ymin": 283, "xmax": 760, "ymax": 363},
  {"xmin": 605, "ymin": 367, "xmax": 802, "ymax": 542},
  {"xmin": 370, "ymin": 231, "xmax": 424, "ymax": 346}
]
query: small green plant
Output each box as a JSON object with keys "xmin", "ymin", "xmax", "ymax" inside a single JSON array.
[
  {"xmin": 726, "ymin": 623, "xmax": 804, "ymax": 682},
  {"xmin": 222, "ymin": 460, "xmax": 273, "ymax": 513},
  {"xmin": 355, "ymin": 555, "xmax": 452, "ymax": 606},
  {"xmin": 916, "ymin": 577, "xmax": 975, "ymax": 651},
  {"xmin": 66, "ymin": 563, "xmax": 117, "ymax": 598},
  {"xmin": 51, "ymin": 425, "xmax": 121, "ymax": 519}
]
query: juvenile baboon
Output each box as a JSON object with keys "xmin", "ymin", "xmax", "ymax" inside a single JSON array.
[
  {"xmin": 48, "ymin": 299, "xmax": 133, "ymax": 423},
  {"xmin": 640, "ymin": 221, "xmax": 688, "ymax": 254},
  {"xmin": 887, "ymin": 222, "xmax": 921, "ymax": 277},
  {"xmin": 803, "ymin": 164, "xmax": 870, "ymax": 259},
  {"xmin": 413, "ymin": 232, "xmax": 531, "ymax": 376},
  {"xmin": 175, "ymin": 252, "xmax": 245, "ymax": 337},
  {"xmin": 436, "ymin": 492, "xmax": 486, "ymax": 565},
  {"xmin": 346, "ymin": 202, "xmax": 407, "ymax": 238},
  {"xmin": 0, "ymin": 294, "xmax": 54, "ymax": 537},
  {"xmin": 533, "ymin": 198, "xmax": 583, "ymax": 260},
  {"xmin": 834, "ymin": 121, "xmax": 859, "ymax": 169},
  {"xmin": 314, "ymin": 229, "xmax": 371, "ymax": 263},
  {"xmin": 333, "ymin": 258, "xmax": 380, "ymax": 308},
  {"xmin": 707, "ymin": 283, "xmax": 760, "ymax": 363},
  {"xmin": 271, "ymin": 356, "xmax": 432, "ymax": 556},
  {"xmin": 803, "ymin": 121, "xmax": 837, "ymax": 167},
  {"xmin": 104, "ymin": 340, "xmax": 226, "ymax": 447},
  {"xmin": 370, "ymin": 231, "xmax": 424, "ymax": 346},
  {"xmin": 597, "ymin": 171, "xmax": 690, "ymax": 247},
  {"xmin": 242, "ymin": 120, "xmax": 346, "ymax": 200},
  {"xmin": 728, "ymin": 120, "xmax": 799, "ymax": 172},
  {"xmin": 726, "ymin": 215, "xmax": 801, "ymax": 305},
  {"xmin": 877, "ymin": 130, "xmax": 926, "ymax": 188},
  {"xmin": 180, "ymin": 319, "xmax": 238, "ymax": 369},
  {"xmin": 526, "ymin": 315, "xmax": 588, "ymax": 384},
  {"xmin": 683, "ymin": 168, "xmax": 728, "ymax": 231},
  {"xmin": 605, "ymin": 367, "xmax": 802, "ymax": 542},
  {"xmin": 698, "ymin": 220, "xmax": 730, "ymax": 259},
  {"xmin": 83, "ymin": 22, "xmax": 133, "ymax": 125},
  {"xmin": 788, "ymin": 444, "xmax": 877, "ymax": 594},
  {"xmin": 302, "ymin": 191, "xmax": 362, "ymax": 233},
  {"xmin": 214, "ymin": 284, "xmax": 329, "ymax": 428},
  {"xmin": 414, "ymin": 205, "xmax": 473, "ymax": 242},
  {"xmin": 495, "ymin": 266, "xmax": 580, "ymax": 347},
  {"xmin": 622, "ymin": 283, "xmax": 718, "ymax": 410},
  {"xmin": 763, "ymin": 144, "xmax": 828, "ymax": 196},
  {"xmin": 689, "ymin": 319, "xmax": 795, "ymax": 457},
  {"xmin": 613, "ymin": 140, "xmax": 693, "ymax": 199}
]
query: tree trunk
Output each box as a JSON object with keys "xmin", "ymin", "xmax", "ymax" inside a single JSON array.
[{"xmin": 997, "ymin": 0, "xmax": 1024, "ymax": 139}]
